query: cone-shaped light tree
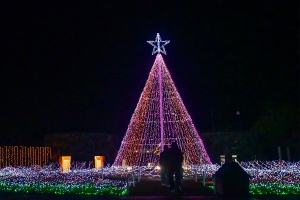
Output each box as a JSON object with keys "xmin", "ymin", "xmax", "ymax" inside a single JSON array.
[{"xmin": 113, "ymin": 33, "xmax": 211, "ymax": 166}]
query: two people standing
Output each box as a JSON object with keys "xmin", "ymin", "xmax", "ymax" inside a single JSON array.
[{"xmin": 159, "ymin": 142, "xmax": 184, "ymax": 192}]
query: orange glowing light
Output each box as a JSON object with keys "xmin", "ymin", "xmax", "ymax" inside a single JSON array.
[
  {"xmin": 59, "ymin": 156, "xmax": 71, "ymax": 173},
  {"xmin": 94, "ymin": 156, "xmax": 105, "ymax": 169}
]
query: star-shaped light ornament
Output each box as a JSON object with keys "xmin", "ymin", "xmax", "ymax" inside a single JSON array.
[{"xmin": 147, "ymin": 33, "xmax": 170, "ymax": 55}]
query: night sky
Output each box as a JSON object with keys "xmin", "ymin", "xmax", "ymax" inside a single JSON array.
[{"xmin": 1, "ymin": 1, "xmax": 299, "ymax": 146}]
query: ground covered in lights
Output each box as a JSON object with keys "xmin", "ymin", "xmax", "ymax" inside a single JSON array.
[
  {"xmin": 250, "ymin": 183, "xmax": 300, "ymax": 195},
  {"xmin": 0, "ymin": 160, "xmax": 300, "ymax": 196},
  {"xmin": 242, "ymin": 160, "xmax": 300, "ymax": 195},
  {"xmin": 207, "ymin": 183, "xmax": 300, "ymax": 195},
  {"xmin": 0, "ymin": 167, "xmax": 127, "ymax": 196}
]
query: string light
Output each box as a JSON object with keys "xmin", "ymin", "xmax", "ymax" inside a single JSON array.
[
  {"xmin": 0, "ymin": 166, "xmax": 128, "ymax": 196},
  {"xmin": 240, "ymin": 160, "xmax": 300, "ymax": 195},
  {"xmin": 208, "ymin": 160, "xmax": 300, "ymax": 195},
  {"xmin": 113, "ymin": 52, "xmax": 211, "ymax": 167},
  {"xmin": 0, "ymin": 160, "xmax": 299, "ymax": 195},
  {"xmin": 0, "ymin": 146, "xmax": 52, "ymax": 167},
  {"xmin": 147, "ymin": 33, "xmax": 170, "ymax": 55}
]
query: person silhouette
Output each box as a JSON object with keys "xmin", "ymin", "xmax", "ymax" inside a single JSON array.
[
  {"xmin": 159, "ymin": 145, "xmax": 169, "ymax": 186},
  {"xmin": 166, "ymin": 142, "xmax": 183, "ymax": 192}
]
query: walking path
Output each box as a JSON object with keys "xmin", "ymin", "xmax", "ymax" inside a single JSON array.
[{"xmin": 128, "ymin": 176, "xmax": 213, "ymax": 196}]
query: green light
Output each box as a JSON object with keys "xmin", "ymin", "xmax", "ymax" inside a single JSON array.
[
  {"xmin": 206, "ymin": 183, "xmax": 300, "ymax": 195},
  {"xmin": 0, "ymin": 180, "xmax": 127, "ymax": 196}
]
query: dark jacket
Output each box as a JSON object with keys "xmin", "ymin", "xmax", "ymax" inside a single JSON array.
[
  {"xmin": 159, "ymin": 148, "xmax": 169, "ymax": 167},
  {"xmin": 166, "ymin": 143, "xmax": 183, "ymax": 168}
]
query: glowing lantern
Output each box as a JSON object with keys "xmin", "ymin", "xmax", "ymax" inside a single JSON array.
[
  {"xmin": 59, "ymin": 156, "xmax": 71, "ymax": 173},
  {"xmin": 94, "ymin": 156, "xmax": 105, "ymax": 169}
]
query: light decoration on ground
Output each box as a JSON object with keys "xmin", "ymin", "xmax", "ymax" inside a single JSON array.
[
  {"xmin": 0, "ymin": 165, "xmax": 127, "ymax": 196},
  {"xmin": 113, "ymin": 33, "xmax": 211, "ymax": 167},
  {"xmin": 205, "ymin": 160, "xmax": 300, "ymax": 195},
  {"xmin": 240, "ymin": 160, "xmax": 300, "ymax": 195},
  {"xmin": 182, "ymin": 161, "xmax": 300, "ymax": 195},
  {"xmin": 0, "ymin": 160, "xmax": 299, "ymax": 195},
  {"xmin": 0, "ymin": 146, "xmax": 52, "ymax": 168}
]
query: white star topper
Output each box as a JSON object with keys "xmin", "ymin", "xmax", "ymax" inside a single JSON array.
[{"xmin": 147, "ymin": 33, "xmax": 170, "ymax": 55}]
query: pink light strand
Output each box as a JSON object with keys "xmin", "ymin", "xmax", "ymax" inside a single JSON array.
[{"xmin": 113, "ymin": 54, "xmax": 211, "ymax": 166}]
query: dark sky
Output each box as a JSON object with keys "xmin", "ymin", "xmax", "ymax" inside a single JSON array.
[{"xmin": 1, "ymin": 1, "xmax": 299, "ymax": 145}]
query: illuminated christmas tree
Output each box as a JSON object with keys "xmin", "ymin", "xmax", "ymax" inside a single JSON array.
[{"xmin": 113, "ymin": 33, "xmax": 211, "ymax": 166}]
